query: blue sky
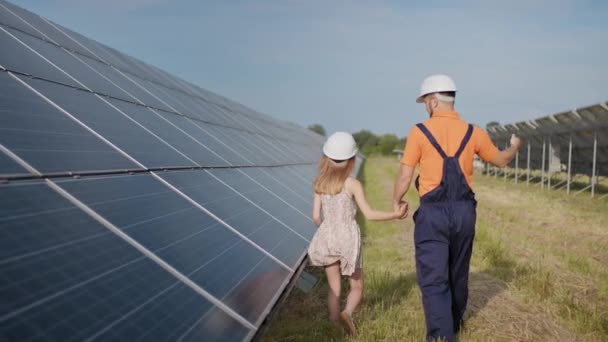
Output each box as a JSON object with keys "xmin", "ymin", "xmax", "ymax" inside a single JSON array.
[{"xmin": 11, "ymin": 0, "xmax": 608, "ymax": 137}]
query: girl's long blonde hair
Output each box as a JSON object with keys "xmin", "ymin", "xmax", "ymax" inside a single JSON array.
[{"xmin": 314, "ymin": 156, "xmax": 356, "ymax": 195}]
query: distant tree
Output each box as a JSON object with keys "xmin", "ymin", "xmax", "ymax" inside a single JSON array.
[
  {"xmin": 377, "ymin": 134, "xmax": 401, "ymax": 155},
  {"xmin": 351, "ymin": 130, "xmax": 406, "ymax": 156},
  {"xmin": 308, "ymin": 124, "xmax": 326, "ymax": 136},
  {"xmin": 398, "ymin": 137, "xmax": 407, "ymax": 150},
  {"xmin": 353, "ymin": 130, "xmax": 378, "ymax": 148},
  {"xmin": 486, "ymin": 121, "xmax": 500, "ymax": 130}
]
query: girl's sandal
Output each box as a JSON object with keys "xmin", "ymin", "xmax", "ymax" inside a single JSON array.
[{"xmin": 339, "ymin": 311, "xmax": 357, "ymax": 336}]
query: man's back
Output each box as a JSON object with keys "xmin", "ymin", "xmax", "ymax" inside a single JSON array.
[{"xmin": 401, "ymin": 110, "xmax": 498, "ymax": 196}]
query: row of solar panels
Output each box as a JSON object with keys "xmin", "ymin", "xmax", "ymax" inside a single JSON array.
[
  {"xmin": 0, "ymin": 70, "xmax": 319, "ymax": 178},
  {"xmin": 0, "ymin": 0, "xmax": 323, "ymax": 140},
  {"xmin": 0, "ymin": 1, "xmax": 330, "ymax": 341},
  {"xmin": 0, "ymin": 0, "xmax": 324, "ymax": 181},
  {"xmin": 2, "ymin": 164, "xmax": 320, "ymax": 341},
  {"xmin": 487, "ymin": 102, "xmax": 608, "ymax": 176}
]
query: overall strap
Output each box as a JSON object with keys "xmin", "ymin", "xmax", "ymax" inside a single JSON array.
[
  {"xmin": 454, "ymin": 124, "xmax": 474, "ymax": 158},
  {"xmin": 416, "ymin": 123, "xmax": 447, "ymax": 159}
]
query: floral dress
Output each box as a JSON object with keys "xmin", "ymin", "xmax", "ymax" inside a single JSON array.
[{"xmin": 308, "ymin": 187, "xmax": 362, "ymax": 276}]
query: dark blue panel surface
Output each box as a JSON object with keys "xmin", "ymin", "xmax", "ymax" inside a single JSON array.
[
  {"xmin": 0, "ymin": 26, "xmax": 80, "ymax": 87},
  {"xmin": 208, "ymin": 102, "xmax": 248, "ymax": 130},
  {"xmin": 187, "ymin": 96, "xmax": 236, "ymax": 127},
  {"xmin": 242, "ymin": 168, "xmax": 313, "ymax": 215},
  {"xmin": 158, "ymin": 170, "xmax": 309, "ymax": 268},
  {"xmin": 0, "ymin": 1, "xmax": 45, "ymax": 38},
  {"xmin": 204, "ymin": 126, "xmax": 270, "ymax": 166},
  {"xmin": 0, "ymin": 71, "xmax": 139, "ymax": 174},
  {"xmin": 256, "ymin": 134, "xmax": 302, "ymax": 164},
  {"xmin": 51, "ymin": 25, "xmax": 141, "ymax": 77},
  {"xmin": 0, "ymin": 181, "xmax": 250, "ymax": 342},
  {"xmin": 158, "ymin": 112, "xmax": 252, "ymax": 166},
  {"xmin": 0, "ymin": 1, "xmax": 94, "ymax": 59},
  {"xmin": 0, "ymin": 2, "xmax": 98, "ymax": 60},
  {"xmin": 288, "ymin": 165, "xmax": 317, "ymax": 183},
  {"xmin": 235, "ymin": 131, "xmax": 282, "ymax": 165},
  {"xmin": 137, "ymin": 79, "xmax": 195, "ymax": 116},
  {"xmin": 6, "ymin": 27, "xmax": 132, "ymax": 99},
  {"xmin": 275, "ymin": 166, "xmax": 314, "ymax": 193},
  {"xmin": 77, "ymin": 56, "xmax": 173, "ymax": 111},
  {"xmin": 211, "ymin": 169, "xmax": 315, "ymax": 240},
  {"xmin": 18, "ymin": 76, "xmax": 196, "ymax": 169},
  {"xmin": 252, "ymin": 134, "xmax": 294, "ymax": 164},
  {"xmin": 107, "ymin": 99, "xmax": 228, "ymax": 167},
  {"xmin": 56, "ymin": 174, "xmax": 290, "ymax": 324},
  {"xmin": 0, "ymin": 152, "xmax": 27, "ymax": 177}
]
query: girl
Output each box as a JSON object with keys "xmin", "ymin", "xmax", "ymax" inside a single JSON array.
[{"xmin": 308, "ymin": 132, "xmax": 408, "ymax": 336}]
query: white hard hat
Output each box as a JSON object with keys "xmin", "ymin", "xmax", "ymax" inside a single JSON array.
[
  {"xmin": 323, "ymin": 132, "xmax": 358, "ymax": 160},
  {"xmin": 416, "ymin": 74, "xmax": 457, "ymax": 103}
]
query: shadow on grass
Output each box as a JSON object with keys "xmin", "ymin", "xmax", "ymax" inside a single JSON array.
[{"xmin": 465, "ymin": 271, "xmax": 508, "ymax": 323}]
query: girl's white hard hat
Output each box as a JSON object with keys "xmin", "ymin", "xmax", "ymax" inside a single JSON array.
[{"xmin": 322, "ymin": 132, "xmax": 358, "ymax": 160}]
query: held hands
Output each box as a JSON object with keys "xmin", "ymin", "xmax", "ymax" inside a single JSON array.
[{"xmin": 393, "ymin": 200, "xmax": 409, "ymax": 220}]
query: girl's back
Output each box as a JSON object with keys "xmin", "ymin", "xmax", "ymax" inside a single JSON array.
[
  {"xmin": 309, "ymin": 178, "xmax": 362, "ymax": 277},
  {"xmin": 320, "ymin": 179, "xmax": 357, "ymax": 226}
]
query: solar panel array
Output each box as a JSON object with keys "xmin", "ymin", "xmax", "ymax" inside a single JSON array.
[
  {"xmin": 0, "ymin": 1, "xmax": 349, "ymax": 340},
  {"xmin": 487, "ymin": 102, "xmax": 608, "ymax": 177}
]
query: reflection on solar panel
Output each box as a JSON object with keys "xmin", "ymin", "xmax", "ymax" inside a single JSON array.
[
  {"xmin": 0, "ymin": 1, "xmax": 363, "ymax": 340},
  {"xmin": 487, "ymin": 101, "xmax": 608, "ymax": 197}
]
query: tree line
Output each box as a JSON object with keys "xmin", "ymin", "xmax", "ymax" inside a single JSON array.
[
  {"xmin": 308, "ymin": 121, "xmax": 501, "ymax": 157},
  {"xmin": 308, "ymin": 124, "xmax": 405, "ymax": 157}
]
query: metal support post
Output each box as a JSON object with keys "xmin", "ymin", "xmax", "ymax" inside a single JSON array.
[
  {"xmin": 541, "ymin": 138, "xmax": 546, "ymax": 190},
  {"xmin": 567, "ymin": 135, "xmax": 572, "ymax": 194},
  {"xmin": 591, "ymin": 131, "xmax": 598, "ymax": 198},
  {"xmin": 504, "ymin": 141, "xmax": 508, "ymax": 182},
  {"xmin": 515, "ymin": 150, "xmax": 519, "ymax": 184},
  {"xmin": 548, "ymin": 137, "xmax": 552, "ymax": 190},
  {"xmin": 526, "ymin": 141, "xmax": 531, "ymax": 187}
]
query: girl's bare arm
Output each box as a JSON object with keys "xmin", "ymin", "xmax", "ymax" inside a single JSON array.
[
  {"xmin": 312, "ymin": 192, "xmax": 322, "ymax": 226},
  {"xmin": 348, "ymin": 178, "xmax": 406, "ymax": 221}
]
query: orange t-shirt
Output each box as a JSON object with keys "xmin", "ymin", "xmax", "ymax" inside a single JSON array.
[{"xmin": 401, "ymin": 110, "xmax": 498, "ymax": 197}]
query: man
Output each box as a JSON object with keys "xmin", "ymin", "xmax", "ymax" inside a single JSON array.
[{"xmin": 393, "ymin": 74, "xmax": 521, "ymax": 341}]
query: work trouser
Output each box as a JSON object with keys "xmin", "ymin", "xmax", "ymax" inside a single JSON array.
[{"xmin": 414, "ymin": 199, "xmax": 476, "ymax": 342}]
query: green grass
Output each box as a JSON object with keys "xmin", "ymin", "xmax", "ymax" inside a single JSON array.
[{"xmin": 262, "ymin": 157, "xmax": 608, "ymax": 341}]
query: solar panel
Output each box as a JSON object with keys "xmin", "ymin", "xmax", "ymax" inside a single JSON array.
[
  {"xmin": 0, "ymin": 152, "xmax": 26, "ymax": 176},
  {"xmin": 158, "ymin": 170, "xmax": 309, "ymax": 268},
  {"xmin": 0, "ymin": 1, "xmax": 327, "ymax": 340},
  {"xmin": 488, "ymin": 102, "xmax": 608, "ymax": 177},
  {"xmin": 0, "ymin": 72, "xmax": 139, "ymax": 176},
  {"xmin": 0, "ymin": 181, "xmax": 252, "ymax": 341}
]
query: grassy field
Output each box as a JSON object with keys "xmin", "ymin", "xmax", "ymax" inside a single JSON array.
[{"xmin": 261, "ymin": 157, "xmax": 608, "ymax": 341}]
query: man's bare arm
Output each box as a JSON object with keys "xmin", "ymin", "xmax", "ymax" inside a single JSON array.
[
  {"xmin": 491, "ymin": 134, "xmax": 522, "ymax": 168},
  {"xmin": 393, "ymin": 164, "xmax": 415, "ymax": 218}
]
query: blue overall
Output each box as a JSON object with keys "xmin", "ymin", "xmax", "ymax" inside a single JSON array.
[{"xmin": 413, "ymin": 123, "xmax": 476, "ymax": 342}]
